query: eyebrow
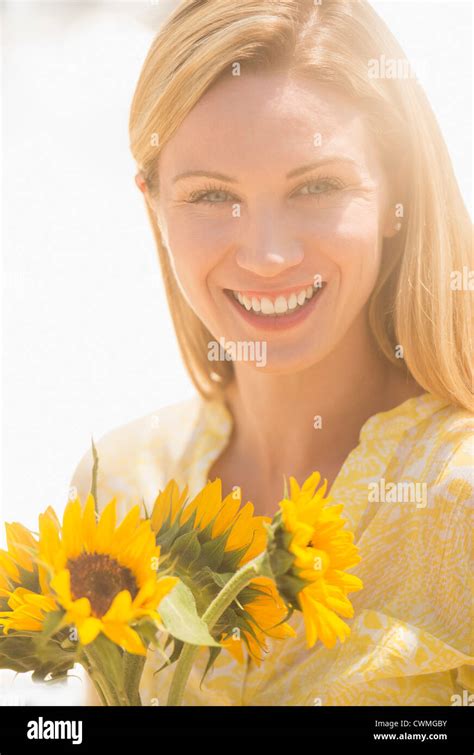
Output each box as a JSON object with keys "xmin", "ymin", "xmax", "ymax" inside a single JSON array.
[
  {"xmin": 172, "ymin": 157, "xmax": 358, "ymax": 184},
  {"xmin": 172, "ymin": 170, "xmax": 239, "ymax": 184}
]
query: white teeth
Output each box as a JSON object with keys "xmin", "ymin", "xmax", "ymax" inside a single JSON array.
[
  {"xmin": 297, "ymin": 290, "xmax": 306, "ymax": 306},
  {"xmin": 261, "ymin": 297, "xmax": 275, "ymax": 315},
  {"xmin": 251, "ymin": 296, "xmax": 261, "ymax": 313},
  {"xmin": 287, "ymin": 293, "xmax": 298, "ymax": 310},
  {"xmin": 231, "ymin": 283, "xmax": 325, "ymax": 317},
  {"xmin": 274, "ymin": 295, "xmax": 288, "ymax": 314}
]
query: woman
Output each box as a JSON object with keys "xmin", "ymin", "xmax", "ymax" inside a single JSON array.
[{"xmin": 72, "ymin": 0, "xmax": 473, "ymax": 705}]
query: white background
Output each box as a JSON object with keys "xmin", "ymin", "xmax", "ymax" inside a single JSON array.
[{"xmin": 1, "ymin": 0, "xmax": 472, "ymax": 703}]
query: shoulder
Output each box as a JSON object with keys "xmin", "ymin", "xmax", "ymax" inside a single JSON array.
[
  {"xmin": 369, "ymin": 395, "xmax": 473, "ymax": 535},
  {"xmin": 410, "ymin": 402, "xmax": 472, "ymax": 588},
  {"xmin": 421, "ymin": 405, "xmax": 473, "ymax": 652},
  {"xmin": 389, "ymin": 395, "xmax": 473, "ymax": 494},
  {"xmin": 69, "ymin": 395, "xmax": 206, "ymax": 515},
  {"xmin": 416, "ymin": 400, "xmax": 473, "ymax": 491}
]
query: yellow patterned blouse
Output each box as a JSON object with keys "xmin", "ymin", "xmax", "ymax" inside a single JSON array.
[{"xmin": 71, "ymin": 391, "xmax": 473, "ymax": 706}]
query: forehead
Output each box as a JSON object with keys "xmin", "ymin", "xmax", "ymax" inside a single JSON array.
[{"xmin": 159, "ymin": 72, "xmax": 375, "ymax": 178}]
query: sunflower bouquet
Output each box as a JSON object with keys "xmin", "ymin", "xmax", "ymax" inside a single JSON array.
[{"xmin": 0, "ymin": 452, "xmax": 362, "ymax": 706}]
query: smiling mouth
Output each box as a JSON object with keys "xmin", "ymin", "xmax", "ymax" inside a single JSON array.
[{"xmin": 226, "ymin": 281, "xmax": 326, "ymax": 317}]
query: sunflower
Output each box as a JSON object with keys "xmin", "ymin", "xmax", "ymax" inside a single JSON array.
[
  {"xmin": 0, "ymin": 515, "xmax": 60, "ymax": 631},
  {"xmin": 219, "ymin": 577, "xmax": 295, "ymax": 665},
  {"xmin": 150, "ymin": 479, "xmax": 294, "ymax": 664},
  {"xmin": 0, "ymin": 523, "xmax": 36, "ymax": 576},
  {"xmin": 0, "ymin": 587, "xmax": 58, "ymax": 634},
  {"xmin": 0, "ymin": 520, "xmax": 45, "ymax": 597},
  {"xmin": 268, "ymin": 472, "xmax": 363, "ymax": 649},
  {"xmin": 36, "ymin": 493, "xmax": 178, "ymax": 655},
  {"xmin": 151, "ymin": 479, "xmax": 268, "ymax": 568}
]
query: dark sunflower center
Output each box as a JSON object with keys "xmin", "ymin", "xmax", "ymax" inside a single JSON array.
[{"xmin": 67, "ymin": 553, "xmax": 139, "ymax": 617}]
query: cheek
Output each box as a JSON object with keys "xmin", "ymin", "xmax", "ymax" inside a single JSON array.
[
  {"xmin": 164, "ymin": 213, "xmax": 230, "ymax": 319},
  {"xmin": 166, "ymin": 210, "xmax": 233, "ymax": 271},
  {"xmin": 309, "ymin": 202, "xmax": 384, "ymax": 296}
]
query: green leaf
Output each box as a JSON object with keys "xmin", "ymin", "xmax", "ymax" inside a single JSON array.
[
  {"xmin": 82, "ymin": 633, "xmax": 126, "ymax": 689},
  {"xmin": 155, "ymin": 503, "xmax": 197, "ymax": 552},
  {"xmin": 0, "ymin": 632, "xmax": 77, "ymax": 680},
  {"xmin": 221, "ymin": 543, "xmax": 251, "ymax": 572},
  {"xmin": 198, "ymin": 532, "xmax": 228, "ymax": 572},
  {"xmin": 199, "ymin": 645, "xmax": 222, "ymax": 689},
  {"xmin": 263, "ymin": 518, "xmax": 278, "ymax": 546},
  {"xmin": 276, "ymin": 529, "xmax": 294, "ymax": 551},
  {"xmin": 277, "ymin": 573, "xmax": 308, "ymax": 597},
  {"xmin": 0, "ymin": 634, "xmax": 38, "ymax": 672},
  {"xmin": 170, "ymin": 530, "xmax": 201, "ymax": 568},
  {"xmin": 269, "ymin": 548, "xmax": 294, "ymax": 576},
  {"xmin": 159, "ymin": 581, "xmax": 220, "ymax": 647},
  {"xmin": 257, "ymin": 551, "xmax": 275, "ymax": 579},
  {"xmin": 134, "ymin": 618, "xmax": 159, "ymax": 646},
  {"xmin": 153, "ymin": 637, "xmax": 183, "ymax": 675},
  {"xmin": 31, "ymin": 659, "xmax": 73, "ymax": 684},
  {"xmin": 197, "ymin": 567, "xmax": 233, "ymax": 589},
  {"xmin": 38, "ymin": 610, "xmax": 65, "ymax": 641}
]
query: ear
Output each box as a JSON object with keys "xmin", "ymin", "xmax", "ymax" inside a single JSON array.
[
  {"xmin": 135, "ymin": 171, "xmax": 157, "ymax": 214},
  {"xmin": 135, "ymin": 172, "xmax": 148, "ymax": 194},
  {"xmin": 382, "ymin": 155, "xmax": 405, "ymax": 239},
  {"xmin": 382, "ymin": 206, "xmax": 403, "ymax": 239}
]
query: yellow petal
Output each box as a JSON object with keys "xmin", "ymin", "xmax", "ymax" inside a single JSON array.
[
  {"xmin": 211, "ymin": 494, "xmax": 241, "ymax": 538},
  {"xmin": 102, "ymin": 590, "xmax": 133, "ymax": 623},
  {"xmin": 150, "ymin": 482, "xmax": 173, "ymax": 532},
  {"xmin": 220, "ymin": 634, "xmax": 245, "ymax": 664},
  {"xmin": 102, "ymin": 623, "xmax": 147, "ymax": 655},
  {"xmin": 77, "ymin": 616, "xmax": 102, "ymax": 645},
  {"xmin": 225, "ymin": 502, "xmax": 255, "ymax": 551},
  {"xmin": 132, "ymin": 576, "xmax": 177, "ymax": 610},
  {"xmin": 95, "ymin": 498, "xmax": 117, "ymax": 553},
  {"xmin": 0, "ymin": 550, "xmax": 20, "ymax": 583},
  {"xmin": 62, "ymin": 499, "xmax": 83, "ymax": 559},
  {"xmin": 111, "ymin": 506, "xmax": 141, "ymax": 553},
  {"xmin": 289, "ymin": 476, "xmax": 301, "ymax": 500},
  {"xmin": 70, "ymin": 597, "xmax": 92, "ymax": 618},
  {"xmin": 38, "ymin": 513, "xmax": 61, "ymax": 571},
  {"xmin": 171, "ymin": 483, "xmax": 188, "ymax": 525},
  {"xmin": 151, "ymin": 576, "xmax": 179, "ymax": 605},
  {"xmin": 50, "ymin": 569, "xmax": 73, "ymax": 607},
  {"xmin": 5, "ymin": 523, "xmax": 37, "ymax": 571},
  {"xmin": 195, "ymin": 480, "xmax": 222, "ymax": 530},
  {"xmin": 82, "ymin": 494, "xmax": 97, "ymax": 553}
]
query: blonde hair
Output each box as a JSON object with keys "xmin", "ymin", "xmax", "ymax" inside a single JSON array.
[{"xmin": 129, "ymin": 0, "xmax": 473, "ymax": 411}]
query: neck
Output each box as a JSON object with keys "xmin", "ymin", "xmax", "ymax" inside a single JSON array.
[{"xmin": 221, "ymin": 312, "xmax": 421, "ymax": 481}]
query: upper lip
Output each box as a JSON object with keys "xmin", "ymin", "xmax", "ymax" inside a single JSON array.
[{"xmin": 225, "ymin": 282, "xmax": 325, "ymax": 299}]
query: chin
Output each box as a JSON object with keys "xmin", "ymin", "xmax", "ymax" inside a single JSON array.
[{"xmin": 234, "ymin": 344, "xmax": 333, "ymax": 375}]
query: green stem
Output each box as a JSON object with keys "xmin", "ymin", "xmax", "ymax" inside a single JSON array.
[
  {"xmin": 167, "ymin": 552, "xmax": 267, "ymax": 706},
  {"xmin": 123, "ymin": 652, "xmax": 145, "ymax": 706},
  {"xmin": 90, "ymin": 437, "xmax": 99, "ymax": 514},
  {"xmin": 83, "ymin": 660, "xmax": 108, "ymax": 706},
  {"xmin": 81, "ymin": 645, "xmax": 128, "ymax": 706},
  {"xmin": 80, "ymin": 649, "xmax": 120, "ymax": 706}
]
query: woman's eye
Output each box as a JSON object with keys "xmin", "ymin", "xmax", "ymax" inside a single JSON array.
[
  {"xmin": 186, "ymin": 178, "xmax": 343, "ymax": 204},
  {"xmin": 189, "ymin": 189, "xmax": 232, "ymax": 204},
  {"xmin": 297, "ymin": 180, "xmax": 341, "ymax": 196}
]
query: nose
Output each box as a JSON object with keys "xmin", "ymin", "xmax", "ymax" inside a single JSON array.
[{"xmin": 235, "ymin": 207, "xmax": 304, "ymax": 276}]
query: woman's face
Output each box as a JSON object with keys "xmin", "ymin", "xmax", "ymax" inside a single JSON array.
[{"xmin": 151, "ymin": 71, "xmax": 396, "ymax": 372}]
